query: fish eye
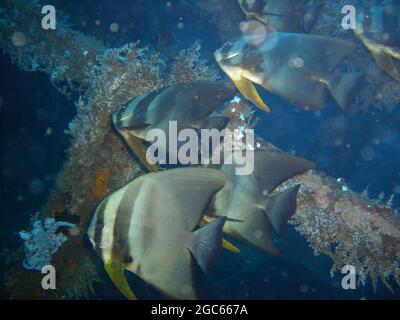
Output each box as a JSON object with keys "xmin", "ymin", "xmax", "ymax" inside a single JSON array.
[
  {"xmin": 225, "ymin": 51, "xmax": 240, "ymax": 59},
  {"xmin": 96, "ymin": 222, "xmax": 104, "ymax": 230}
]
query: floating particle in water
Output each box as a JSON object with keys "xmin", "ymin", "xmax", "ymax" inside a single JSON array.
[
  {"xmin": 254, "ymin": 230, "xmax": 263, "ymax": 239},
  {"xmin": 290, "ymin": 57, "xmax": 304, "ymax": 68},
  {"xmin": 334, "ymin": 139, "xmax": 342, "ymax": 146},
  {"xmin": 36, "ymin": 108, "xmax": 48, "ymax": 121},
  {"xmin": 341, "ymin": 185, "xmax": 349, "ymax": 192},
  {"xmin": 361, "ymin": 146, "xmax": 375, "ymax": 161},
  {"xmin": 393, "ymin": 186, "xmax": 400, "ymax": 194},
  {"xmin": 17, "ymin": 195, "xmax": 25, "ymax": 202},
  {"xmin": 281, "ymin": 272, "xmax": 287, "ymax": 278},
  {"xmin": 69, "ymin": 226, "xmax": 80, "ymax": 236},
  {"xmin": 11, "ymin": 32, "xmax": 27, "ymax": 47},
  {"xmin": 314, "ymin": 110, "xmax": 321, "ymax": 118},
  {"xmin": 110, "ymin": 23, "xmax": 119, "ymax": 32},
  {"xmin": 166, "ymin": 1, "xmax": 172, "ymax": 7},
  {"xmin": 28, "ymin": 179, "xmax": 45, "ymax": 196},
  {"xmin": 240, "ymin": 20, "xmax": 270, "ymax": 45},
  {"xmin": 95, "ymin": 20, "xmax": 101, "ymax": 26},
  {"xmin": 382, "ymin": 33, "xmax": 390, "ymax": 41},
  {"xmin": 177, "ymin": 22, "xmax": 184, "ymax": 29},
  {"xmin": 45, "ymin": 127, "xmax": 53, "ymax": 136},
  {"xmin": 372, "ymin": 138, "xmax": 380, "ymax": 145},
  {"xmin": 299, "ymin": 284, "xmax": 309, "ymax": 293},
  {"xmin": 264, "ymin": 277, "xmax": 270, "ymax": 283}
]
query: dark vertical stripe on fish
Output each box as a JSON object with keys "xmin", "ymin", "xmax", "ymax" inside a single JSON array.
[
  {"xmin": 94, "ymin": 199, "xmax": 107, "ymax": 257},
  {"xmin": 133, "ymin": 88, "xmax": 163, "ymax": 123},
  {"xmin": 111, "ymin": 184, "xmax": 137, "ymax": 263}
]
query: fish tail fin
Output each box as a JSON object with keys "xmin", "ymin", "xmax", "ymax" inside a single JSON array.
[
  {"xmin": 104, "ymin": 260, "xmax": 136, "ymax": 300},
  {"xmin": 327, "ymin": 71, "xmax": 364, "ymax": 110},
  {"xmin": 189, "ymin": 217, "xmax": 225, "ymax": 274},
  {"xmin": 371, "ymin": 47, "xmax": 400, "ymax": 81},
  {"xmin": 264, "ymin": 185, "xmax": 301, "ymax": 234}
]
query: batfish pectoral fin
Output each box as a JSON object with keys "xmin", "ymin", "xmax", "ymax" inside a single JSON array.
[
  {"xmin": 189, "ymin": 217, "xmax": 226, "ymax": 274},
  {"xmin": 264, "ymin": 185, "xmax": 301, "ymax": 234},
  {"xmin": 199, "ymin": 215, "xmax": 240, "ymax": 253},
  {"xmin": 126, "ymin": 134, "xmax": 158, "ymax": 172},
  {"xmin": 104, "ymin": 260, "xmax": 136, "ymax": 300},
  {"xmin": 222, "ymin": 238, "xmax": 240, "ymax": 253},
  {"xmin": 232, "ymin": 77, "xmax": 270, "ymax": 112},
  {"xmin": 224, "ymin": 209, "xmax": 281, "ymax": 255},
  {"xmin": 371, "ymin": 47, "xmax": 400, "ymax": 81}
]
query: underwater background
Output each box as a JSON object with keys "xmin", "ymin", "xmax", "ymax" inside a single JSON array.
[{"xmin": 0, "ymin": 0, "xmax": 400, "ymax": 299}]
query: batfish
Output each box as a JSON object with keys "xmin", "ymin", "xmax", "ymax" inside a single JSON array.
[
  {"xmin": 213, "ymin": 149, "xmax": 315, "ymax": 254},
  {"xmin": 87, "ymin": 167, "xmax": 227, "ymax": 299},
  {"xmin": 355, "ymin": 2, "xmax": 400, "ymax": 81},
  {"xmin": 237, "ymin": 0, "xmax": 322, "ymax": 33},
  {"xmin": 112, "ymin": 81, "xmax": 235, "ymax": 171},
  {"xmin": 215, "ymin": 33, "xmax": 363, "ymax": 111}
]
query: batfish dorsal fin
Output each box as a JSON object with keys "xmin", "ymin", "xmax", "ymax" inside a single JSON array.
[
  {"xmin": 264, "ymin": 184, "xmax": 301, "ymax": 234},
  {"xmin": 152, "ymin": 168, "xmax": 228, "ymax": 231},
  {"xmin": 303, "ymin": 35, "xmax": 355, "ymax": 72},
  {"xmin": 189, "ymin": 217, "xmax": 226, "ymax": 274},
  {"xmin": 254, "ymin": 150, "xmax": 315, "ymax": 193}
]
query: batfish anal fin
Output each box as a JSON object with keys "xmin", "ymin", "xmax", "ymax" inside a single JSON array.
[
  {"xmin": 264, "ymin": 185, "xmax": 301, "ymax": 234},
  {"xmin": 232, "ymin": 77, "xmax": 270, "ymax": 112},
  {"xmin": 224, "ymin": 209, "xmax": 280, "ymax": 255},
  {"xmin": 371, "ymin": 47, "xmax": 400, "ymax": 81},
  {"xmin": 104, "ymin": 260, "xmax": 136, "ymax": 300},
  {"xmin": 189, "ymin": 217, "xmax": 226, "ymax": 274}
]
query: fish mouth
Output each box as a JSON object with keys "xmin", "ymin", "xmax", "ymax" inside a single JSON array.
[
  {"xmin": 111, "ymin": 109, "xmax": 121, "ymax": 128},
  {"xmin": 214, "ymin": 48, "xmax": 240, "ymax": 63}
]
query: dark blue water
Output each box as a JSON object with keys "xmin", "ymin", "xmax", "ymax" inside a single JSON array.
[{"xmin": 1, "ymin": 0, "xmax": 399, "ymax": 300}]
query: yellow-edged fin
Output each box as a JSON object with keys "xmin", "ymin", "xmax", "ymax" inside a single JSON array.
[
  {"xmin": 129, "ymin": 135, "xmax": 158, "ymax": 172},
  {"xmin": 104, "ymin": 260, "xmax": 136, "ymax": 300},
  {"xmin": 232, "ymin": 77, "xmax": 270, "ymax": 112},
  {"xmin": 370, "ymin": 47, "xmax": 400, "ymax": 81},
  {"xmin": 222, "ymin": 239, "xmax": 240, "ymax": 253}
]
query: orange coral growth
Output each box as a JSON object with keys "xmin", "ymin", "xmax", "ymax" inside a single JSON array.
[{"xmin": 91, "ymin": 167, "xmax": 110, "ymax": 201}]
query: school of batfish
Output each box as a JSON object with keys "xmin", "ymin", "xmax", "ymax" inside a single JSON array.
[{"xmin": 87, "ymin": 0, "xmax": 400, "ymax": 299}]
